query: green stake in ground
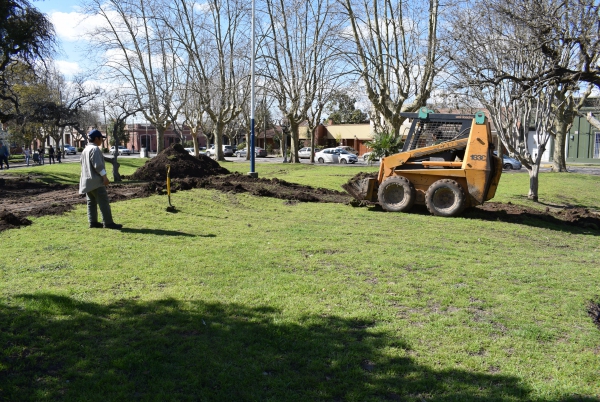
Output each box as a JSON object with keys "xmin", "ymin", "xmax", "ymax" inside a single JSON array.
[{"xmin": 166, "ymin": 164, "xmax": 176, "ymax": 212}]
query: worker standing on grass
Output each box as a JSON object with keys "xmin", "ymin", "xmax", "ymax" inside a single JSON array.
[{"xmin": 79, "ymin": 129, "xmax": 123, "ymax": 230}]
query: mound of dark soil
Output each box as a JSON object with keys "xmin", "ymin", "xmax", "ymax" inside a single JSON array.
[
  {"xmin": 130, "ymin": 143, "xmax": 229, "ymax": 181},
  {"xmin": 143, "ymin": 173, "xmax": 353, "ymax": 204},
  {"xmin": 470, "ymin": 202, "xmax": 600, "ymax": 230},
  {"xmin": 0, "ymin": 210, "xmax": 32, "ymax": 231},
  {"xmin": 588, "ymin": 300, "xmax": 600, "ymax": 331}
]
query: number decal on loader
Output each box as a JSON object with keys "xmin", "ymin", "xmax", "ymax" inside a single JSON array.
[{"xmin": 470, "ymin": 154, "xmax": 486, "ymax": 161}]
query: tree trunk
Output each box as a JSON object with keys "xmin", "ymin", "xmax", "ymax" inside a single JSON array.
[
  {"xmin": 551, "ymin": 91, "xmax": 570, "ymax": 172},
  {"xmin": 527, "ymin": 163, "xmax": 541, "ymax": 201},
  {"xmin": 189, "ymin": 127, "xmax": 200, "ymax": 157},
  {"xmin": 552, "ymin": 117, "xmax": 569, "ymax": 172},
  {"xmin": 309, "ymin": 125, "xmax": 316, "ymax": 164},
  {"xmin": 110, "ymin": 121, "xmax": 122, "ymax": 182},
  {"xmin": 245, "ymin": 132, "xmax": 250, "ymax": 161},
  {"xmin": 214, "ymin": 121, "xmax": 224, "ymax": 161},
  {"xmin": 289, "ymin": 121, "xmax": 300, "ymax": 163},
  {"xmin": 156, "ymin": 126, "xmax": 166, "ymax": 153}
]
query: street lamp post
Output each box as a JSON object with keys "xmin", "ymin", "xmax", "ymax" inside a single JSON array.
[{"xmin": 248, "ymin": 0, "xmax": 258, "ymax": 178}]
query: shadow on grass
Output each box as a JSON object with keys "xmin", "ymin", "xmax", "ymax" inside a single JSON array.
[
  {"xmin": 1, "ymin": 294, "xmax": 592, "ymax": 401},
  {"xmin": 31, "ymin": 173, "xmax": 79, "ymax": 186},
  {"xmin": 119, "ymin": 228, "xmax": 212, "ymax": 237},
  {"xmin": 461, "ymin": 208, "xmax": 599, "ymax": 236},
  {"xmin": 365, "ymin": 205, "xmax": 599, "ymax": 236},
  {"xmin": 510, "ymin": 194, "xmax": 598, "ymax": 210}
]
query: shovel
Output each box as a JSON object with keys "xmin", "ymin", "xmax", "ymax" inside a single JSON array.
[{"xmin": 166, "ymin": 165, "xmax": 176, "ymax": 212}]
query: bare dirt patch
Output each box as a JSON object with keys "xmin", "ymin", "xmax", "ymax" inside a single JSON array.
[
  {"xmin": 1, "ymin": 148, "xmax": 599, "ymax": 232},
  {"xmin": 587, "ymin": 300, "xmax": 600, "ymax": 331},
  {"xmin": 0, "ymin": 144, "xmax": 351, "ymax": 232}
]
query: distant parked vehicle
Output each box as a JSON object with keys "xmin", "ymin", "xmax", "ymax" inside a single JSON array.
[
  {"xmin": 335, "ymin": 146, "xmax": 358, "ymax": 155},
  {"xmin": 494, "ymin": 151, "xmax": 522, "ymax": 170},
  {"xmin": 314, "ymin": 148, "xmax": 340, "ymax": 163},
  {"xmin": 206, "ymin": 145, "xmax": 234, "ymax": 157},
  {"xmin": 235, "ymin": 147, "xmax": 268, "ymax": 158},
  {"xmin": 63, "ymin": 145, "xmax": 76, "ymax": 155},
  {"xmin": 110, "ymin": 146, "xmax": 132, "ymax": 156},
  {"xmin": 337, "ymin": 149, "xmax": 358, "ymax": 164},
  {"xmin": 298, "ymin": 147, "xmax": 321, "ymax": 159}
]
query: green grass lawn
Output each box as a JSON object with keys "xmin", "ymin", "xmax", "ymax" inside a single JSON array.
[{"xmin": 1, "ymin": 161, "xmax": 599, "ymax": 401}]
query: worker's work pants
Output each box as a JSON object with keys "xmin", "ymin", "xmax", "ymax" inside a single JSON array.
[{"xmin": 86, "ymin": 186, "xmax": 114, "ymax": 225}]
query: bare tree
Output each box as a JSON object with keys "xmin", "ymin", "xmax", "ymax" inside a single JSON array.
[
  {"xmin": 70, "ymin": 108, "xmax": 101, "ymax": 146},
  {"xmin": 84, "ymin": 0, "xmax": 183, "ymax": 153},
  {"xmin": 586, "ymin": 112, "xmax": 600, "ymax": 131},
  {"xmin": 104, "ymin": 92, "xmax": 142, "ymax": 181},
  {"xmin": 305, "ymin": 79, "xmax": 346, "ymax": 163},
  {"xmin": 482, "ymin": 0, "xmax": 599, "ymax": 172},
  {"xmin": 179, "ymin": 82, "xmax": 206, "ymax": 158},
  {"xmin": 339, "ymin": 0, "xmax": 441, "ymax": 137},
  {"xmin": 22, "ymin": 67, "xmax": 100, "ymax": 153},
  {"xmin": 260, "ymin": 0, "xmax": 345, "ymax": 162},
  {"xmin": 164, "ymin": 0, "xmax": 251, "ymax": 161},
  {"xmin": 448, "ymin": 2, "xmax": 570, "ymax": 200}
]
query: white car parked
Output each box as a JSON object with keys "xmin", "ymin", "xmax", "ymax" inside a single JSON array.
[
  {"xmin": 335, "ymin": 146, "xmax": 359, "ymax": 155},
  {"xmin": 110, "ymin": 146, "xmax": 132, "ymax": 156},
  {"xmin": 185, "ymin": 147, "xmax": 206, "ymax": 155},
  {"xmin": 314, "ymin": 148, "xmax": 339, "ymax": 163},
  {"xmin": 298, "ymin": 147, "xmax": 320, "ymax": 159},
  {"xmin": 337, "ymin": 149, "xmax": 358, "ymax": 164},
  {"xmin": 315, "ymin": 148, "xmax": 358, "ymax": 164}
]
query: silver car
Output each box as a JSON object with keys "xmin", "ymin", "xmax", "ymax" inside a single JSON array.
[
  {"xmin": 494, "ymin": 151, "xmax": 522, "ymax": 170},
  {"xmin": 298, "ymin": 147, "xmax": 320, "ymax": 159},
  {"xmin": 337, "ymin": 149, "xmax": 358, "ymax": 164}
]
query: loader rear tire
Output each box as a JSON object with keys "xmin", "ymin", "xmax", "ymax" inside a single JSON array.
[
  {"xmin": 425, "ymin": 179, "xmax": 466, "ymax": 217},
  {"xmin": 377, "ymin": 176, "xmax": 415, "ymax": 212}
]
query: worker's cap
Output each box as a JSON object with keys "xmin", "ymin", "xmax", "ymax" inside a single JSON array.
[{"xmin": 88, "ymin": 129, "xmax": 105, "ymax": 140}]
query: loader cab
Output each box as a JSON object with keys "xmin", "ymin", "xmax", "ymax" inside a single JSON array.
[{"xmin": 401, "ymin": 112, "xmax": 473, "ymax": 163}]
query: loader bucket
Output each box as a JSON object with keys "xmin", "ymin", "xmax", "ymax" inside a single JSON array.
[{"xmin": 342, "ymin": 177, "xmax": 378, "ymax": 202}]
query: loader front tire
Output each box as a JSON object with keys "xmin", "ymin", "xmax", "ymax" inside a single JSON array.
[
  {"xmin": 377, "ymin": 176, "xmax": 415, "ymax": 212},
  {"xmin": 425, "ymin": 179, "xmax": 466, "ymax": 217}
]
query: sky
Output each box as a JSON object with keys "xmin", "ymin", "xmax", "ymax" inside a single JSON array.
[{"xmin": 36, "ymin": 0, "xmax": 92, "ymax": 78}]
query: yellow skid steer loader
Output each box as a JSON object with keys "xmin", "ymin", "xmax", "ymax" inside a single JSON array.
[{"xmin": 344, "ymin": 109, "xmax": 502, "ymax": 217}]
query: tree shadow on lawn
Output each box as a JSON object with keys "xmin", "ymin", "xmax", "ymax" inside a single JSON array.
[{"xmin": 3, "ymin": 295, "xmax": 593, "ymax": 402}]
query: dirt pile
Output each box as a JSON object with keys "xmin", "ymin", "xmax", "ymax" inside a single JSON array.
[
  {"xmin": 467, "ymin": 202, "xmax": 600, "ymax": 230},
  {"xmin": 147, "ymin": 173, "xmax": 353, "ymax": 204},
  {"xmin": 588, "ymin": 300, "xmax": 600, "ymax": 331},
  {"xmin": 0, "ymin": 210, "xmax": 32, "ymax": 232},
  {"xmin": 130, "ymin": 143, "xmax": 229, "ymax": 181}
]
